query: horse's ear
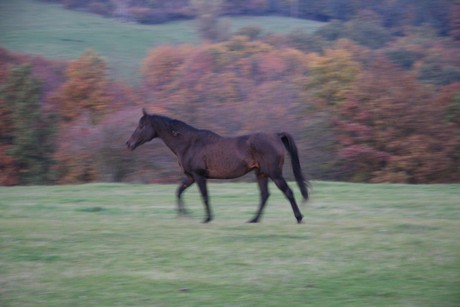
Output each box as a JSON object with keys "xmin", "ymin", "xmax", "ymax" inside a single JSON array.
[{"xmin": 142, "ymin": 108, "xmax": 148, "ymax": 116}]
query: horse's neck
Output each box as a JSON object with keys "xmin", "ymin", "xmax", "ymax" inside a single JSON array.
[
  {"xmin": 158, "ymin": 133, "xmax": 183, "ymax": 155},
  {"xmin": 152, "ymin": 119, "xmax": 195, "ymax": 156}
]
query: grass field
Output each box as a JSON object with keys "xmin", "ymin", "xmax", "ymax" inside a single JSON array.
[
  {"xmin": 1, "ymin": 182, "xmax": 459, "ymax": 306},
  {"xmin": 0, "ymin": 0, "xmax": 324, "ymax": 82}
]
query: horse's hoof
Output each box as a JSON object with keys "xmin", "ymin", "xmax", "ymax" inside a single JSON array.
[
  {"xmin": 178, "ymin": 209, "xmax": 191, "ymax": 216},
  {"xmin": 202, "ymin": 217, "xmax": 212, "ymax": 223},
  {"xmin": 248, "ymin": 218, "xmax": 259, "ymax": 223},
  {"xmin": 296, "ymin": 215, "xmax": 304, "ymax": 224}
]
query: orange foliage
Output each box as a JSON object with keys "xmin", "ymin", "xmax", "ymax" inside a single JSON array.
[
  {"xmin": 140, "ymin": 38, "xmax": 310, "ymax": 135},
  {"xmin": 307, "ymin": 43, "xmax": 362, "ymax": 106},
  {"xmin": 0, "ymin": 99, "xmax": 21, "ymax": 185},
  {"xmin": 256, "ymin": 52, "xmax": 287, "ymax": 81},
  {"xmin": 339, "ymin": 60, "xmax": 460, "ymax": 183},
  {"xmin": 142, "ymin": 45, "xmax": 197, "ymax": 93},
  {"xmin": 51, "ymin": 49, "xmax": 113, "ymax": 124},
  {"xmin": 0, "ymin": 145, "xmax": 17, "ymax": 185},
  {"xmin": 53, "ymin": 115, "xmax": 98, "ymax": 183}
]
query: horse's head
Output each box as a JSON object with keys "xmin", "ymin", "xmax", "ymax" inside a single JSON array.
[{"xmin": 126, "ymin": 108, "xmax": 158, "ymax": 151}]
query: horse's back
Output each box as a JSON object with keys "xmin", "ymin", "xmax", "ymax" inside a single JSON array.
[{"xmin": 247, "ymin": 133, "xmax": 284, "ymax": 156}]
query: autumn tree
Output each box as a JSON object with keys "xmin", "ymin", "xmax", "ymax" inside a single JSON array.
[
  {"xmin": 51, "ymin": 49, "xmax": 113, "ymax": 124},
  {"xmin": 0, "ymin": 69, "xmax": 15, "ymax": 185},
  {"xmin": 0, "ymin": 64, "xmax": 56, "ymax": 185},
  {"xmin": 338, "ymin": 59, "xmax": 460, "ymax": 183},
  {"xmin": 304, "ymin": 41, "xmax": 364, "ymax": 179},
  {"xmin": 142, "ymin": 45, "xmax": 195, "ymax": 93},
  {"xmin": 141, "ymin": 37, "xmax": 308, "ymax": 127},
  {"xmin": 306, "ymin": 41, "xmax": 362, "ymax": 107}
]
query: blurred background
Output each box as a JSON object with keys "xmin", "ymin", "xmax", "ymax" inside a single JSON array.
[{"xmin": 0, "ymin": 0, "xmax": 459, "ymax": 185}]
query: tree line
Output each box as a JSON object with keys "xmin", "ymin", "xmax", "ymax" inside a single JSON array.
[
  {"xmin": 44, "ymin": 0, "xmax": 457, "ymax": 37},
  {"xmin": 1, "ymin": 9, "xmax": 460, "ymax": 185}
]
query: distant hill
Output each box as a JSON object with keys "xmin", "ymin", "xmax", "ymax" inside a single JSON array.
[
  {"xmin": 33, "ymin": 0, "xmax": 457, "ymax": 35},
  {"xmin": 0, "ymin": 0, "xmax": 324, "ymax": 82}
]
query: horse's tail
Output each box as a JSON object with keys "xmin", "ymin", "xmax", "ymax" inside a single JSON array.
[{"xmin": 278, "ymin": 132, "xmax": 309, "ymax": 202}]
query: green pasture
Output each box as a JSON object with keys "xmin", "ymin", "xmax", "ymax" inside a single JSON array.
[
  {"xmin": 0, "ymin": 0, "xmax": 324, "ymax": 82},
  {"xmin": 1, "ymin": 182, "xmax": 459, "ymax": 306}
]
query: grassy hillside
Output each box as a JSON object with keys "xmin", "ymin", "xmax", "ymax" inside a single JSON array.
[
  {"xmin": 0, "ymin": 0, "xmax": 324, "ymax": 82},
  {"xmin": 1, "ymin": 182, "xmax": 459, "ymax": 306}
]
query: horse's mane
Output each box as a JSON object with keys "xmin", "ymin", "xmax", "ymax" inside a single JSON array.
[{"xmin": 151, "ymin": 115, "xmax": 218, "ymax": 137}]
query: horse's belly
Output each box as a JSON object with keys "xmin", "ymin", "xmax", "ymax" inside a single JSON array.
[{"xmin": 204, "ymin": 152, "xmax": 254, "ymax": 179}]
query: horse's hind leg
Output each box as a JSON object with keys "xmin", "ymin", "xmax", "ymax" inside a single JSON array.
[
  {"xmin": 272, "ymin": 176, "xmax": 303, "ymax": 224},
  {"xmin": 176, "ymin": 175, "xmax": 194, "ymax": 215},
  {"xmin": 249, "ymin": 172, "xmax": 270, "ymax": 223}
]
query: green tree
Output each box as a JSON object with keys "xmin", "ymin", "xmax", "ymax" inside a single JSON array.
[
  {"xmin": 307, "ymin": 41, "xmax": 362, "ymax": 106},
  {"xmin": 192, "ymin": 0, "xmax": 230, "ymax": 42},
  {"xmin": 0, "ymin": 64, "xmax": 56, "ymax": 184}
]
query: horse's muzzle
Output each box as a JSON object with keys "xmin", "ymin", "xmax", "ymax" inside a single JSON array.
[{"xmin": 126, "ymin": 141, "xmax": 136, "ymax": 151}]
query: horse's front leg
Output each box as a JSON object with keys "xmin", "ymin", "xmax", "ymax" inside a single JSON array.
[
  {"xmin": 193, "ymin": 174, "xmax": 213, "ymax": 223},
  {"xmin": 176, "ymin": 175, "xmax": 194, "ymax": 215}
]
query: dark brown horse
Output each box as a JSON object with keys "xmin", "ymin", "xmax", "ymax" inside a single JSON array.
[{"xmin": 126, "ymin": 109, "xmax": 309, "ymax": 223}]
